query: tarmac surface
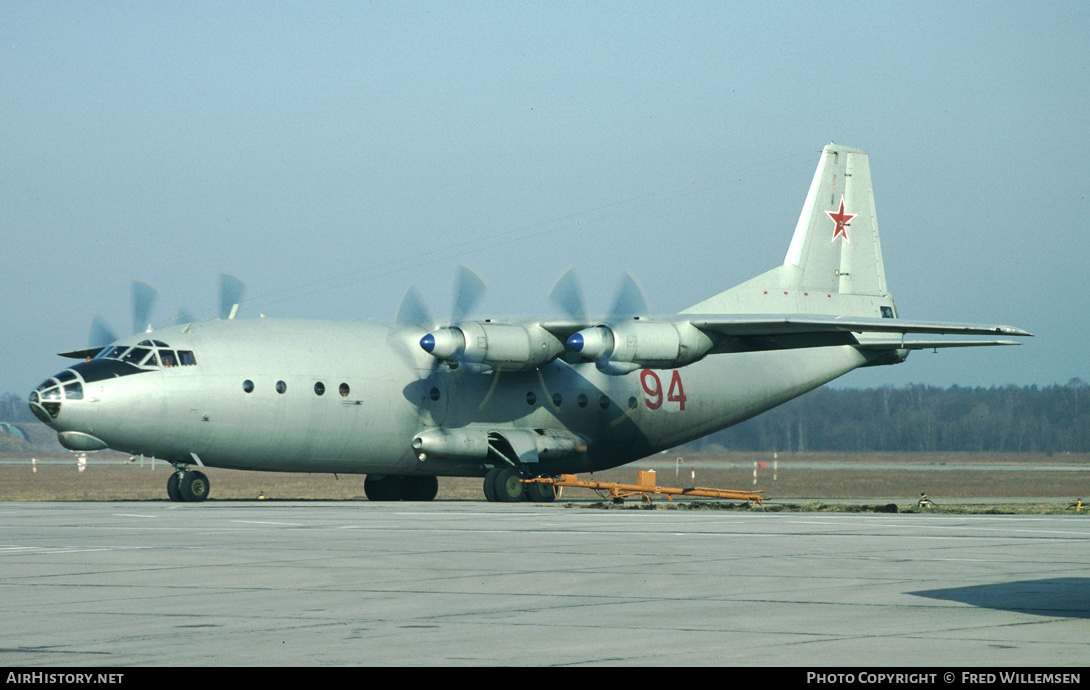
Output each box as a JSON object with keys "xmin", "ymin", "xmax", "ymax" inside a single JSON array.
[{"xmin": 1, "ymin": 501, "xmax": 1088, "ymax": 667}]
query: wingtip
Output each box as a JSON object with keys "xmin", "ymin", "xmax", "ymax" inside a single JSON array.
[{"xmin": 1001, "ymin": 326, "xmax": 1034, "ymax": 337}]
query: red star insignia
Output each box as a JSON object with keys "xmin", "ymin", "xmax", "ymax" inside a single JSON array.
[{"xmin": 824, "ymin": 194, "xmax": 857, "ymax": 245}]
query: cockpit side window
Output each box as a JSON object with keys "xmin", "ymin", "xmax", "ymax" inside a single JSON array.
[
  {"xmin": 178, "ymin": 351, "xmax": 197, "ymax": 366},
  {"xmin": 143, "ymin": 351, "xmax": 159, "ymax": 367},
  {"xmin": 160, "ymin": 350, "xmax": 177, "ymax": 367}
]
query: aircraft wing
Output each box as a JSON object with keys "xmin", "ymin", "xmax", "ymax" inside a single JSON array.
[
  {"xmin": 537, "ymin": 314, "xmax": 1030, "ymax": 364},
  {"xmin": 687, "ymin": 314, "xmax": 1031, "ymax": 339},
  {"xmin": 416, "ymin": 313, "xmax": 1030, "ymax": 376},
  {"xmin": 688, "ymin": 314, "xmax": 1030, "ymax": 354}
]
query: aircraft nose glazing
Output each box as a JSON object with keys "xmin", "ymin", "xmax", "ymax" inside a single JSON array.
[
  {"xmin": 29, "ymin": 379, "xmax": 62, "ymax": 424},
  {"xmin": 28, "ymin": 371, "xmax": 86, "ymax": 425}
]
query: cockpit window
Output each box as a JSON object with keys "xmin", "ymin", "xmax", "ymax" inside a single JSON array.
[
  {"xmin": 122, "ymin": 348, "xmax": 150, "ymax": 364},
  {"xmin": 96, "ymin": 345, "xmax": 128, "ymax": 360},
  {"xmin": 93, "ymin": 343, "xmax": 197, "ymax": 367}
]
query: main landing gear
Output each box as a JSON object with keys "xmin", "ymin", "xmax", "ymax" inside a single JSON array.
[
  {"xmin": 167, "ymin": 466, "xmax": 210, "ymax": 502},
  {"xmin": 483, "ymin": 467, "xmax": 556, "ymax": 503},
  {"xmin": 364, "ymin": 475, "xmax": 439, "ymax": 502}
]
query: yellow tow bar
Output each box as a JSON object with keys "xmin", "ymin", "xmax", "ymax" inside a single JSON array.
[{"xmin": 523, "ymin": 471, "xmax": 764, "ymax": 505}]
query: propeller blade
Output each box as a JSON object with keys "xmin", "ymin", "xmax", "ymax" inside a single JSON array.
[
  {"xmin": 88, "ymin": 315, "xmax": 118, "ymax": 349},
  {"xmin": 450, "ymin": 265, "xmax": 486, "ymax": 323},
  {"xmin": 131, "ymin": 280, "xmax": 158, "ymax": 334},
  {"xmin": 174, "ymin": 307, "xmax": 197, "ymax": 326},
  {"xmin": 395, "ymin": 287, "xmax": 433, "ymax": 327},
  {"xmin": 547, "ymin": 268, "xmax": 586, "ymax": 321},
  {"xmin": 219, "ymin": 273, "xmax": 246, "ymax": 320},
  {"xmin": 608, "ymin": 271, "xmax": 649, "ymax": 318},
  {"xmin": 389, "ymin": 287, "xmax": 443, "ymax": 381}
]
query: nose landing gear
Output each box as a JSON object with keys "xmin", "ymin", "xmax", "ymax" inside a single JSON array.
[
  {"xmin": 483, "ymin": 467, "xmax": 557, "ymax": 502},
  {"xmin": 168, "ymin": 467, "xmax": 210, "ymax": 502}
]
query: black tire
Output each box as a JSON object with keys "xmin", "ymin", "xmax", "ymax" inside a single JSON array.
[
  {"xmin": 166, "ymin": 473, "xmax": 182, "ymax": 502},
  {"xmin": 403, "ymin": 476, "xmax": 438, "ymax": 501},
  {"xmin": 364, "ymin": 475, "xmax": 393, "ymax": 501},
  {"xmin": 493, "ymin": 468, "xmax": 526, "ymax": 502},
  {"xmin": 179, "ymin": 471, "xmax": 210, "ymax": 502},
  {"xmin": 483, "ymin": 468, "xmax": 501, "ymax": 502},
  {"xmin": 525, "ymin": 479, "xmax": 556, "ymax": 503}
]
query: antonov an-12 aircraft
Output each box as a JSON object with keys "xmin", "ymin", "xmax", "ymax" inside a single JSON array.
[{"xmin": 29, "ymin": 143, "xmax": 1030, "ymax": 502}]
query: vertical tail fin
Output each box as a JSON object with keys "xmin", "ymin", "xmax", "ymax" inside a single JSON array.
[
  {"xmin": 684, "ymin": 143, "xmax": 897, "ymax": 319},
  {"xmin": 783, "ymin": 143, "xmax": 887, "ymax": 297}
]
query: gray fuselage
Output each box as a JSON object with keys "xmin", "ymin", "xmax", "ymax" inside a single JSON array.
[{"xmin": 34, "ymin": 317, "xmax": 874, "ymax": 477}]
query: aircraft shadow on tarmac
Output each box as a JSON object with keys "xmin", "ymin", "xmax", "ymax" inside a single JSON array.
[{"xmin": 910, "ymin": 577, "xmax": 1090, "ymax": 619}]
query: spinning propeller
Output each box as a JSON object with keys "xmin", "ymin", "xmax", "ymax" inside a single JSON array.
[
  {"xmin": 86, "ymin": 280, "xmax": 159, "ymax": 350},
  {"xmin": 408, "ymin": 264, "xmax": 655, "ymax": 376},
  {"xmin": 64, "ymin": 274, "xmax": 247, "ymax": 358},
  {"xmin": 549, "ymin": 269, "xmax": 652, "ymax": 374},
  {"xmin": 415, "ymin": 265, "xmax": 490, "ymax": 369}
]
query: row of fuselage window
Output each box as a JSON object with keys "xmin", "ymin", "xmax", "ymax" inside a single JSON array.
[
  {"xmin": 242, "ymin": 380, "xmax": 351, "ymax": 397},
  {"xmin": 241, "ymin": 379, "xmax": 636, "ymax": 410}
]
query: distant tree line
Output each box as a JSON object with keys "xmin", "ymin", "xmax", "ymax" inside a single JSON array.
[
  {"xmin": 692, "ymin": 380, "xmax": 1090, "ymax": 454},
  {"xmin": 0, "ymin": 392, "xmax": 35, "ymax": 425},
  {"xmin": 4, "ymin": 381, "xmax": 1090, "ymax": 453}
]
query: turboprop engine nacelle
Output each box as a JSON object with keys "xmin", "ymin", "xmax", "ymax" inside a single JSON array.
[
  {"xmin": 411, "ymin": 427, "xmax": 489, "ymax": 460},
  {"xmin": 420, "ymin": 322, "xmax": 565, "ymax": 372},
  {"xmin": 567, "ymin": 319, "xmax": 715, "ymax": 374}
]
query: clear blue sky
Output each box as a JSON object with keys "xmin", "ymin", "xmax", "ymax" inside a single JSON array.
[{"xmin": 3, "ymin": 1, "xmax": 1087, "ymax": 397}]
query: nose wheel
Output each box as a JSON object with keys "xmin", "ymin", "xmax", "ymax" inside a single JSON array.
[
  {"xmin": 168, "ymin": 468, "xmax": 210, "ymax": 502},
  {"xmin": 482, "ymin": 468, "xmax": 556, "ymax": 502}
]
